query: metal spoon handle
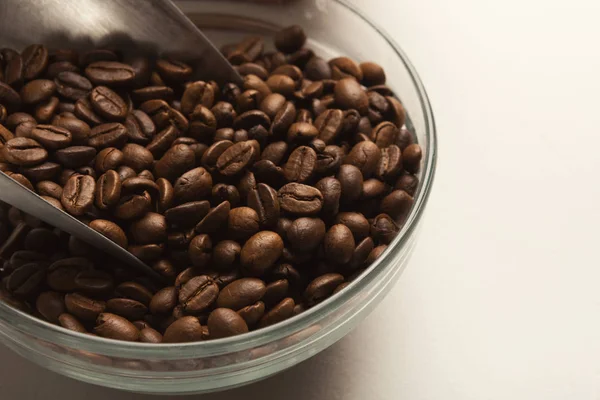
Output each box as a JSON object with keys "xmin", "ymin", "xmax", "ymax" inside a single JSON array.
[{"xmin": 0, "ymin": 172, "xmax": 161, "ymax": 280}]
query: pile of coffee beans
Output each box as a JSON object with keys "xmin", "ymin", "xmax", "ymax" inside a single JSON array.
[{"xmin": 0, "ymin": 25, "xmax": 421, "ymax": 342}]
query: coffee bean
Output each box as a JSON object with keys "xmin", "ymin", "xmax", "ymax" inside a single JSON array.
[
  {"xmin": 395, "ymin": 127, "xmax": 413, "ymax": 150},
  {"xmin": 207, "ymin": 308, "xmax": 248, "ymax": 339},
  {"xmin": 402, "ymin": 143, "xmax": 422, "ymax": 173},
  {"xmin": 371, "ymin": 121, "xmax": 398, "ymax": 148},
  {"xmin": 195, "ymin": 201, "xmax": 230, "ymax": 234},
  {"xmin": 94, "ymin": 170, "xmax": 121, "ymax": 209},
  {"xmin": 2, "ymin": 137, "xmax": 47, "ymax": 166},
  {"xmin": 36, "ymin": 291, "xmax": 65, "ymax": 323},
  {"xmin": 89, "ymin": 219, "xmax": 127, "ymax": 248},
  {"xmin": 237, "ymin": 301, "xmax": 265, "ymax": 326},
  {"xmin": 246, "ymin": 183, "xmax": 280, "ymax": 228},
  {"xmin": 345, "ymin": 140, "xmax": 381, "ymax": 179},
  {"xmin": 156, "ymin": 58, "xmax": 192, "ymax": 83},
  {"xmin": 334, "ymin": 212, "xmax": 370, "ymax": 241},
  {"xmin": 52, "ymin": 114, "xmax": 91, "ymax": 145},
  {"xmin": 258, "ymin": 297, "xmax": 294, "ymax": 328},
  {"xmin": 179, "ymin": 275, "xmax": 219, "ymax": 314},
  {"xmin": 131, "ymin": 85, "xmax": 174, "ymax": 103},
  {"xmin": 74, "ymin": 97, "xmax": 103, "ymax": 125},
  {"xmin": 22, "ymin": 44, "xmax": 49, "ymax": 80},
  {"xmin": 181, "ymin": 81, "xmax": 214, "ymax": 115},
  {"xmin": 375, "ymin": 145, "xmax": 402, "ymax": 180},
  {"xmin": 283, "ymin": 145, "xmax": 317, "ymax": 183},
  {"xmin": 271, "ymin": 101, "xmax": 296, "ymax": 136},
  {"xmin": 74, "ymin": 269, "xmax": 114, "ymax": 295},
  {"xmin": 385, "ymin": 96, "xmax": 406, "ymax": 128},
  {"xmin": 216, "ymin": 278, "xmax": 266, "ymax": 310},
  {"xmin": 46, "ymin": 61, "xmax": 79, "ymax": 79},
  {"xmin": 28, "ymin": 125, "xmax": 71, "ymax": 151},
  {"xmin": 260, "ymin": 93, "xmax": 286, "ymax": 120},
  {"xmin": 228, "ymin": 207, "xmax": 260, "ymax": 241},
  {"xmin": 215, "ymin": 140, "xmax": 256, "ymax": 176},
  {"xmin": 0, "ymin": 81, "xmax": 21, "ymax": 111},
  {"xmin": 261, "ymin": 141, "xmax": 288, "ymax": 165},
  {"xmin": 304, "ymin": 273, "xmax": 344, "ymax": 306},
  {"xmin": 287, "ymin": 217, "xmax": 326, "ymax": 252},
  {"xmin": 124, "ymin": 110, "xmax": 156, "ymax": 144},
  {"xmin": 58, "ymin": 313, "xmax": 87, "ymax": 333},
  {"xmin": 23, "ymin": 227, "xmax": 58, "ymax": 254},
  {"xmin": 106, "ymin": 298, "xmax": 147, "ymax": 321},
  {"xmin": 19, "ymin": 161, "xmax": 61, "ymax": 182},
  {"xmin": 333, "ymin": 77, "xmax": 368, "ymax": 115},
  {"xmin": 149, "ymin": 286, "xmax": 177, "ymax": 315},
  {"xmin": 65, "ymin": 292, "xmax": 105, "ymax": 321},
  {"xmin": 146, "ymin": 125, "xmax": 179, "ymax": 158},
  {"xmin": 313, "ymin": 177, "xmax": 340, "ymax": 219},
  {"xmin": 380, "ymin": 190, "xmax": 414, "ymax": 223},
  {"xmin": 19, "ymin": 79, "xmax": 55, "ymax": 105},
  {"xmin": 60, "ymin": 174, "xmax": 95, "ymax": 216},
  {"xmin": 329, "ymin": 57, "xmax": 363, "ymax": 81},
  {"xmin": 212, "ymin": 240, "xmax": 241, "ymax": 270},
  {"xmin": 128, "ymin": 243, "xmax": 164, "ymax": 262},
  {"xmin": 55, "ymin": 146, "xmax": 96, "ymax": 168},
  {"xmin": 94, "ymin": 147, "xmax": 123, "ymax": 173},
  {"xmin": 395, "ymin": 173, "xmax": 419, "ymax": 197},
  {"xmin": 89, "ymin": 122, "xmax": 127, "ymax": 149},
  {"xmin": 305, "ymin": 56, "xmax": 332, "ymax": 80},
  {"xmin": 4, "ymin": 52, "xmax": 24, "ymax": 88},
  {"xmin": 360, "ymin": 62, "xmax": 386, "ymax": 86},
  {"xmin": 90, "ymin": 86, "xmax": 128, "ymax": 121},
  {"xmin": 278, "ymin": 183, "xmax": 323, "ymax": 215},
  {"xmin": 46, "ymin": 257, "xmax": 93, "ymax": 292},
  {"xmin": 337, "ymin": 164, "xmax": 363, "ymax": 203},
  {"xmin": 240, "ymin": 231, "xmax": 283, "ymax": 276},
  {"xmin": 94, "ymin": 313, "xmax": 140, "ymax": 341},
  {"xmin": 211, "ymin": 183, "xmax": 240, "ymax": 208},
  {"xmin": 173, "ymin": 167, "xmax": 212, "ymax": 204},
  {"xmin": 6, "ymin": 262, "xmax": 46, "ymax": 297},
  {"xmin": 130, "ymin": 213, "xmax": 167, "ymax": 245},
  {"xmin": 163, "ymin": 316, "xmax": 203, "ymax": 343},
  {"xmin": 114, "ymin": 191, "xmax": 152, "ymax": 220},
  {"xmin": 55, "ymin": 71, "xmax": 92, "ymax": 100},
  {"xmin": 324, "ymin": 224, "xmax": 355, "ymax": 264},
  {"xmin": 36, "ymin": 180, "xmax": 63, "ymax": 199},
  {"xmin": 262, "ymin": 279, "xmax": 289, "ymax": 307},
  {"xmin": 187, "ymin": 234, "xmax": 212, "ymax": 268},
  {"xmin": 165, "ymin": 201, "xmax": 210, "ymax": 228},
  {"xmin": 370, "ymin": 213, "xmax": 399, "ymax": 244},
  {"xmin": 117, "ymin": 165, "xmax": 136, "ymax": 182},
  {"xmin": 85, "ymin": 61, "xmax": 135, "ymax": 86}
]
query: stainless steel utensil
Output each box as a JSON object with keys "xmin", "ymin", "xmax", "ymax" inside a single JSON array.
[{"xmin": 0, "ymin": 0, "xmax": 242, "ymax": 278}]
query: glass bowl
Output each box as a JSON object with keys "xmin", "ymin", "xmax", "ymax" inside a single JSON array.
[{"xmin": 0, "ymin": 0, "xmax": 436, "ymax": 394}]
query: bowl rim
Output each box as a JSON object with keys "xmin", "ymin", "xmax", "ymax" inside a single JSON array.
[{"xmin": 0, "ymin": 0, "xmax": 437, "ymax": 359}]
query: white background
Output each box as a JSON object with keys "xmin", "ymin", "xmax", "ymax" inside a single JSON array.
[{"xmin": 1, "ymin": 0, "xmax": 600, "ymax": 398}]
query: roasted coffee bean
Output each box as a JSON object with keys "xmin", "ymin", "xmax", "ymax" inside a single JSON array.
[
  {"xmin": 370, "ymin": 213, "xmax": 399, "ymax": 244},
  {"xmin": 334, "ymin": 212, "xmax": 370, "ymax": 241},
  {"xmin": 313, "ymin": 177, "xmax": 340, "ymax": 219},
  {"xmin": 260, "ymin": 93, "xmax": 286, "ymax": 120},
  {"xmin": 237, "ymin": 301, "xmax": 265, "ymax": 326},
  {"xmin": 88, "ymin": 122, "xmax": 128, "ymax": 149},
  {"xmin": 262, "ymin": 279, "xmax": 289, "ymax": 307},
  {"xmin": 207, "ymin": 308, "xmax": 248, "ymax": 338},
  {"xmin": 0, "ymin": 81, "xmax": 21, "ymax": 111},
  {"xmin": 266, "ymin": 74, "xmax": 296, "ymax": 97},
  {"xmin": 334, "ymin": 77, "xmax": 368, "ymax": 115},
  {"xmin": 375, "ymin": 145, "xmax": 402, "ymax": 180},
  {"xmin": 240, "ymin": 231, "xmax": 283, "ymax": 276},
  {"xmin": 212, "ymin": 240, "xmax": 241, "ymax": 270},
  {"xmin": 95, "ymin": 170, "xmax": 121, "ymax": 209},
  {"xmin": 4, "ymin": 171, "xmax": 33, "ymax": 190},
  {"xmin": 165, "ymin": 201, "xmax": 210, "ymax": 228},
  {"xmin": 90, "ymin": 86, "xmax": 128, "ymax": 121},
  {"xmin": 36, "ymin": 180, "xmax": 63, "ymax": 199},
  {"xmin": 349, "ymin": 236, "xmax": 375, "ymax": 270},
  {"xmin": 216, "ymin": 140, "xmax": 256, "ymax": 176},
  {"xmin": 314, "ymin": 109, "xmax": 343, "ymax": 144},
  {"xmin": 58, "ymin": 313, "xmax": 87, "ymax": 333},
  {"xmin": 380, "ymin": 190, "xmax": 414, "ymax": 223},
  {"xmin": 55, "ymin": 71, "xmax": 92, "ymax": 100},
  {"xmin": 124, "ymin": 110, "xmax": 155, "ymax": 144},
  {"xmin": 216, "ymin": 278, "xmax": 266, "ymax": 310},
  {"xmin": 34, "ymin": 96, "xmax": 59, "ymax": 123},
  {"xmin": 156, "ymin": 58, "xmax": 192, "ymax": 83},
  {"xmin": 247, "ymin": 183, "xmax": 280, "ymax": 228},
  {"xmin": 6, "ymin": 262, "xmax": 46, "ymax": 297},
  {"xmin": 304, "ymin": 273, "xmax": 344, "ymax": 306},
  {"xmin": 61, "ymin": 174, "xmax": 95, "ymax": 216},
  {"xmin": 131, "ymin": 85, "xmax": 174, "ymax": 103},
  {"xmin": 402, "ymin": 143, "xmax": 422, "ymax": 173},
  {"xmin": 130, "ymin": 213, "xmax": 167, "ymax": 245},
  {"xmin": 360, "ymin": 62, "xmax": 386, "ymax": 86},
  {"xmin": 211, "ymin": 184, "xmax": 240, "ymax": 208},
  {"xmin": 345, "ymin": 140, "xmax": 381, "ymax": 178},
  {"xmin": 46, "ymin": 61, "xmax": 79, "ymax": 79},
  {"xmin": 258, "ymin": 297, "xmax": 295, "ymax": 328},
  {"xmin": 117, "ymin": 165, "xmax": 136, "ymax": 182},
  {"xmin": 195, "ymin": 201, "xmax": 230, "ymax": 234},
  {"xmin": 150, "ymin": 286, "xmax": 177, "ymax": 315},
  {"xmin": 324, "ymin": 224, "xmax": 355, "ymax": 264},
  {"xmin": 395, "ymin": 173, "xmax": 419, "ymax": 197},
  {"xmin": 89, "ymin": 219, "xmax": 128, "ymax": 247},
  {"xmin": 315, "ymin": 145, "xmax": 343, "ymax": 176},
  {"xmin": 55, "ymin": 146, "xmax": 96, "ymax": 168},
  {"xmin": 136, "ymin": 169, "xmax": 155, "ymax": 181},
  {"xmin": 179, "ymin": 275, "xmax": 219, "ymax": 314},
  {"xmin": 23, "ymin": 228, "xmax": 58, "ymax": 254},
  {"xmin": 94, "ymin": 147, "xmax": 123, "ymax": 173},
  {"xmin": 106, "ymin": 298, "xmax": 147, "ymax": 321},
  {"xmin": 20, "ymin": 79, "xmax": 56, "ymax": 105},
  {"xmin": 22, "ymin": 44, "xmax": 49, "ymax": 80},
  {"xmin": 2, "ymin": 137, "xmax": 48, "ymax": 166},
  {"xmin": 287, "ymin": 217, "xmax": 325, "ymax": 251},
  {"xmin": 371, "ymin": 121, "xmax": 398, "ymax": 148},
  {"xmin": 65, "ymin": 292, "xmax": 105, "ymax": 321},
  {"xmin": 395, "ymin": 127, "xmax": 413, "ymax": 150},
  {"xmin": 305, "ymin": 56, "xmax": 332, "ymax": 80},
  {"xmin": 146, "ymin": 125, "xmax": 179, "ymax": 158},
  {"xmin": 271, "ymin": 101, "xmax": 296, "ymax": 136},
  {"xmin": 36, "ymin": 291, "xmax": 65, "ymax": 323},
  {"xmin": 52, "ymin": 114, "xmax": 91, "ymax": 145},
  {"xmin": 362, "ymin": 178, "xmax": 388, "ymax": 199},
  {"xmin": 329, "ymin": 57, "xmax": 363, "ymax": 81},
  {"xmin": 278, "ymin": 183, "xmax": 323, "ymax": 215},
  {"xmin": 47, "ymin": 257, "xmax": 93, "ymax": 292},
  {"xmin": 181, "ymin": 81, "xmax": 214, "ymax": 115},
  {"xmin": 385, "ymin": 96, "xmax": 406, "ymax": 128},
  {"xmin": 85, "ymin": 61, "xmax": 135, "ymax": 86},
  {"xmin": 94, "ymin": 313, "xmax": 140, "ymax": 341},
  {"xmin": 337, "ymin": 164, "xmax": 363, "ymax": 203},
  {"xmin": 4, "ymin": 52, "xmax": 24, "ymax": 88},
  {"xmin": 128, "ymin": 243, "xmax": 164, "ymax": 262},
  {"xmin": 173, "ymin": 167, "xmax": 212, "ymax": 204},
  {"xmin": 261, "ymin": 141, "xmax": 288, "ymax": 165},
  {"xmin": 74, "ymin": 97, "xmax": 103, "ymax": 125},
  {"xmin": 19, "ymin": 161, "xmax": 60, "ymax": 182},
  {"xmin": 283, "ymin": 145, "xmax": 316, "ymax": 183},
  {"xmin": 114, "ymin": 191, "xmax": 152, "ymax": 220},
  {"xmin": 228, "ymin": 207, "xmax": 260, "ymax": 241},
  {"xmin": 26, "ymin": 125, "xmax": 70, "ymax": 151},
  {"xmin": 74, "ymin": 270, "xmax": 114, "ymax": 295},
  {"xmin": 163, "ymin": 316, "xmax": 203, "ymax": 343},
  {"xmin": 187, "ymin": 234, "xmax": 212, "ymax": 268}
]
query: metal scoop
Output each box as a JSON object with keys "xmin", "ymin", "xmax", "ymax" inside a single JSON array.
[{"xmin": 0, "ymin": 0, "xmax": 242, "ymax": 279}]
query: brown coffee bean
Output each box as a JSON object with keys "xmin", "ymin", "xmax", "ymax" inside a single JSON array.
[
  {"xmin": 0, "ymin": 81, "xmax": 21, "ymax": 111},
  {"xmin": 324, "ymin": 224, "xmax": 355, "ymax": 264},
  {"xmin": 329, "ymin": 57, "xmax": 363, "ymax": 81},
  {"xmin": 88, "ymin": 122, "xmax": 127, "ymax": 149},
  {"xmin": 173, "ymin": 167, "xmax": 212, "ymax": 204},
  {"xmin": 217, "ymin": 278, "xmax": 266, "ymax": 310},
  {"xmin": 211, "ymin": 183, "xmax": 240, "ymax": 208},
  {"xmin": 85, "ymin": 61, "xmax": 135, "ymax": 86},
  {"xmin": 212, "ymin": 240, "xmax": 241, "ymax": 270},
  {"xmin": 21, "ymin": 44, "xmax": 49, "ymax": 80},
  {"xmin": 216, "ymin": 140, "xmax": 256, "ymax": 176},
  {"xmin": 278, "ymin": 183, "xmax": 323, "ymax": 215},
  {"xmin": 188, "ymin": 104, "xmax": 217, "ymax": 141},
  {"xmin": 52, "ymin": 114, "xmax": 91, "ymax": 145},
  {"xmin": 380, "ymin": 190, "xmax": 414, "ymax": 223},
  {"xmin": 4, "ymin": 51, "xmax": 24, "ymax": 88},
  {"xmin": 131, "ymin": 85, "xmax": 174, "ymax": 103},
  {"xmin": 283, "ymin": 145, "xmax": 317, "ymax": 183},
  {"xmin": 124, "ymin": 110, "xmax": 156, "ymax": 144},
  {"xmin": 19, "ymin": 161, "xmax": 60, "ymax": 182},
  {"xmin": 333, "ymin": 77, "xmax": 368, "ymax": 115},
  {"xmin": 207, "ymin": 308, "xmax": 248, "ymax": 338},
  {"xmin": 156, "ymin": 58, "xmax": 192, "ymax": 83},
  {"xmin": 360, "ymin": 62, "xmax": 386, "ymax": 86},
  {"xmin": 334, "ymin": 212, "xmax": 370, "ymax": 241},
  {"xmin": 74, "ymin": 269, "xmax": 114, "ymax": 295},
  {"xmin": 36, "ymin": 180, "xmax": 62, "ymax": 199},
  {"xmin": 349, "ymin": 236, "xmax": 375, "ymax": 270},
  {"xmin": 90, "ymin": 86, "xmax": 128, "ymax": 121},
  {"xmin": 237, "ymin": 301, "xmax": 265, "ymax": 326},
  {"xmin": 287, "ymin": 217, "xmax": 326, "ymax": 252},
  {"xmin": 228, "ymin": 207, "xmax": 260, "ymax": 241},
  {"xmin": 46, "ymin": 60, "xmax": 79, "ymax": 78},
  {"xmin": 46, "ymin": 257, "xmax": 92, "ymax": 292},
  {"xmin": 247, "ymin": 183, "xmax": 280, "ymax": 228},
  {"xmin": 55, "ymin": 71, "xmax": 92, "ymax": 101},
  {"xmin": 165, "ymin": 201, "xmax": 210, "ymax": 228},
  {"xmin": 375, "ymin": 145, "xmax": 403, "ymax": 180},
  {"xmin": 313, "ymin": 177, "xmax": 340, "ymax": 218},
  {"xmin": 149, "ymin": 286, "xmax": 177, "ymax": 315},
  {"xmin": 118, "ymin": 143, "xmax": 152, "ymax": 173},
  {"xmin": 89, "ymin": 219, "xmax": 128, "ymax": 248},
  {"xmin": 61, "ymin": 174, "xmax": 95, "ymax": 216},
  {"xmin": 58, "ymin": 313, "xmax": 87, "ymax": 333},
  {"xmin": 370, "ymin": 213, "xmax": 399, "ymax": 244},
  {"xmin": 94, "ymin": 313, "xmax": 140, "ymax": 341},
  {"xmin": 344, "ymin": 140, "xmax": 381, "ymax": 178},
  {"xmin": 154, "ymin": 144, "xmax": 195, "ymax": 181},
  {"xmin": 95, "ymin": 170, "xmax": 121, "ymax": 209},
  {"xmin": 130, "ymin": 212, "xmax": 167, "ymax": 245},
  {"xmin": 6, "ymin": 262, "xmax": 46, "ymax": 297},
  {"xmin": 195, "ymin": 201, "xmax": 230, "ymax": 234},
  {"xmin": 113, "ymin": 282, "xmax": 153, "ymax": 306},
  {"xmin": 337, "ymin": 164, "xmax": 363, "ymax": 203},
  {"xmin": 305, "ymin": 56, "xmax": 332, "ymax": 80},
  {"xmin": 55, "ymin": 146, "xmax": 97, "ymax": 168},
  {"xmin": 106, "ymin": 298, "xmax": 148, "ymax": 321},
  {"xmin": 20, "ymin": 79, "xmax": 55, "ymax": 105},
  {"xmin": 240, "ymin": 231, "xmax": 283, "ymax": 276},
  {"xmin": 304, "ymin": 273, "xmax": 344, "ymax": 306},
  {"xmin": 260, "ymin": 141, "xmax": 287, "ymax": 165},
  {"xmin": 2, "ymin": 137, "xmax": 48, "ymax": 166},
  {"xmin": 156, "ymin": 178, "xmax": 174, "ymax": 213},
  {"xmin": 365, "ymin": 245, "xmax": 387, "ymax": 265},
  {"xmin": 178, "ymin": 275, "xmax": 219, "ymax": 315},
  {"xmin": 93, "ymin": 147, "xmax": 122, "ymax": 173},
  {"xmin": 36, "ymin": 291, "xmax": 65, "ymax": 323},
  {"xmin": 188, "ymin": 234, "xmax": 212, "ymax": 268},
  {"xmin": 181, "ymin": 81, "xmax": 214, "ymax": 115},
  {"xmin": 402, "ymin": 143, "xmax": 422, "ymax": 173},
  {"xmin": 74, "ymin": 97, "xmax": 103, "ymax": 125},
  {"xmin": 258, "ymin": 297, "xmax": 295, "ymax": 328},
  {"xmin": 65, "ymin": 292, "xmax": 106, "ymax": 321},
  {"xmin": 385, "ymin": 96, "xmax": 406, "ymax": 128},
  {"xmin": 163, "ymin": 316, "xmax": 203, "ymax": 343},
  {"xmin": 32, "ymin": 95, "xmax": 57, "ymax": 123},
  {"xmin": 114, "ymin": 191, "xmax": 152, "ymax": 220},
  {"xmin": 262, "ymin": 279, "xmax": 289, "ymax": 307},
  {"xmin": 395, "ymin": 173, "xmax": 419, "ymax": 196}
]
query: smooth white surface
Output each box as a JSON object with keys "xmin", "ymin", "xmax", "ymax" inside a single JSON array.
[{"xmin": 1, "ymin": 0, "xmax": 599, "ymax": 398}]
